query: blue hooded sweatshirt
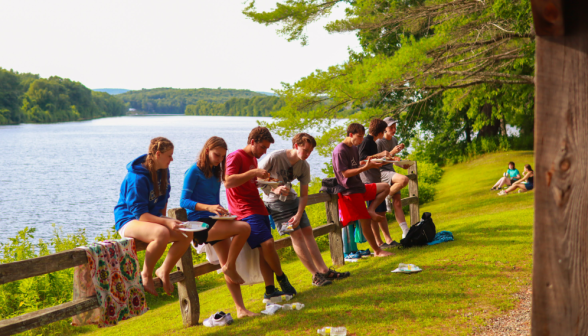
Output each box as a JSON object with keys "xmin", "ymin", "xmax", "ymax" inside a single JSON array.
[{"xmin": 114, "ymin": 154, "xmax": 171, "ymax": 231}]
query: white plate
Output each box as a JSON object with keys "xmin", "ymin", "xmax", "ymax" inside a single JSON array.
[
  {"xmin": 179, "ymin": 221, "xmax": 209, "ymax": 232},
  {"xmin": 257, "ymin": 180, "xmax": 281, "ymax": 186},
  {"xmin": 209, "ymin": 215, "xmax": 237, "ymax": 220},
  {"xmin": 393, "ymin": 160, "xmax": 413, "ymax": 166}
]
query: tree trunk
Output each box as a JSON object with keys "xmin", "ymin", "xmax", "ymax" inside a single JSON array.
[{"xmin": 477, "ymin": 103, "xmax": 500, "ymax": 137}]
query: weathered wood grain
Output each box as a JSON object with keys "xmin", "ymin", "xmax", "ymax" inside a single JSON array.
[
  {"xmin": 405, "ymin": 173, "xmax": 417, "ymax": 181},
  {"xmin": 0, "ymin": 249, "xmax": 87, "ymax": 285},
  {"xmin": 307, "ymin": 192, "xmax": 331, "ymax": 206},
  {"xmin": 400, "ymin": 196, "xmax": 419, "ymax": 207},
  {"xmin": 408, "ymin": 161, "xmax": 420, "ymax": 225},
  {"xmin": 325, "ymin": 195, "xmax": 344, "ymax": 266},
  {"xmin": 532, "ymin": 2, "xmax": 588, "ymax": 334},
  {"xmin": 0, "ymin": 297, "xmax": 99, "ymax": 336}
]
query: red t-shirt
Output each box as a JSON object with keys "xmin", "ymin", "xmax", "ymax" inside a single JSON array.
[{"xmin": 225, "ymin": 149, "xmax": 268, "ymax": 219}]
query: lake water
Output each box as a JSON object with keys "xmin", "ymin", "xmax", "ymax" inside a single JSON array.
[{"xmin": 0, "ymin": 116, "xmax": 330, "ymax": 245}]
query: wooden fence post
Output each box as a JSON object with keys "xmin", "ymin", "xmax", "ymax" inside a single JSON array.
[
  {"xmin": 325, "ymin": 195, "xmax": 344, "ymax": 266},
  {"xmin": 168, "ymin": 208, "xmax": 199, "ymax": 327},
  {"xmin": 530, "ymin": 1, "xmax": 588, "ymax": 334},
  {"xmin": 408, "ymin": 161, "xmax": 420, "ymax": 225}
]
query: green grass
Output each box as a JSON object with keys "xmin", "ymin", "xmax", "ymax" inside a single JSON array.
[{"xmin": 83, "ymin": 151, "xmax": 534, "ymax": 336}]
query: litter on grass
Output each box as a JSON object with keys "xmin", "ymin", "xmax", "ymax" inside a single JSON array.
[
  {"xmin": 261, "ymin": 303, "xmax": 282, "ymax": 315},
  {"xmin": 391, "ymin": 263, "xmax": 422, "ymax": 273}
]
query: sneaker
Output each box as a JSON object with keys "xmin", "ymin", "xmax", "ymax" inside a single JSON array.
[
  {"xmin": 358, "ymin": 249, "xmax": 371, "ymax": 256},
  {"xmin": 344, "ymin": 252, "xmax": 361, "ymax": 259},
  {"xmin": 277, "ymin": 274, "xmax": 297, "ymax": 295},
  {"xmin": 312, "ymin": 272, "xmax": 332, "ymax": 287},
  {"xmin": 203, "ymin": 311, "xmax": 233, "ymax": 327},
  {"xmin": 497, "ymin": 190, "xmax": 507, "ymax": 196},
  {"xmin": 263, "ymin": 289, "xmax": 292, "ymax": 304},
  {"xmin": 381, "ymin": 241, "xmax": 400, "ymax": 249},
  {"xmin": 379, "ymin": 243, "xmax": 392, "ymax": 249},
  {"xmin": 321, "ymin": 266, "xmax": 350, "ymax": 280}
]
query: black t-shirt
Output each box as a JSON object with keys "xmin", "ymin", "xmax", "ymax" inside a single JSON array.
[{"xmin": 358, "ymin": 134, "xmax": 381, "ymax": 183}]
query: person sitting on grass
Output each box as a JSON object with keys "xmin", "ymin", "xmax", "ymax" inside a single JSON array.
[
  {"xmin": 377, "ymin": 117, "xmax": 411, "ymax": 239},
  {"xmin": 224, "ymin": 126, "xmax": 297, "ymax": 302},
  {"xmin": 259, "ymin": 133, "xmax": 349, "ymax": 287},
  {"xmin": 180, "ymin": 136, "xmax": 258, "ymax": 318},
  {"xmin": 114, "ymin": 137, "xmax": 193, "ymax": 296},
  {"xmin": 498, "ymin": 164, "xmax": 534, "ymax": 196},
  {"xmin": 332, "ymin": 123, "xmax": 394, "ymax": 257},
  {"xmin": 491, "ymin": 161, "xmax": 521, "ymax": 190}
]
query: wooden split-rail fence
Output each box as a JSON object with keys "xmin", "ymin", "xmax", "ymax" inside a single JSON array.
[{"xmin": 0, "ymin": 162, "xmax": 420, "ymax": 335}]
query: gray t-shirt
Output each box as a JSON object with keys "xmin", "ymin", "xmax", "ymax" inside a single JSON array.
[
  {"xmin": 332, "ymin": 142, "xmax": 366, "ymax": 196},
  {"xmin": 376, "ymin": 136, "xmax": 398, "ymax": 172},
  {"xmin": 258, "ymin": 149, "xmax": 311, "ymax": 202}
]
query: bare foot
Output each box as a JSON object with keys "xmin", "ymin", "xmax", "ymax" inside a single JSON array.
[
  {"xmin": 237, "ymin": 307, "xmax": 260, "ymax": 318},
  {"xmin": 221, "ymin": 264, "xmax": 245, "ymax": 285},
  {"xmin": 155, "ymin": 268, "xmax": 173, "ymax": 295},
  {"xmin": 367, "ymin": 210, "xmax": 384, "ymax": 221},
  {"xmin": 141, "ymin": 272, "xmax": 158, "ymax": 296},
  {"xmin": 374, "ymin": 250, "xmax": 394, "ymax": 257}
]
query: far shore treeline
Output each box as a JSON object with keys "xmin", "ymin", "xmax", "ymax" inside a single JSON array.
[{"xmin": 0, "ymin": 68, "xmax": 126, "ymax": 125}]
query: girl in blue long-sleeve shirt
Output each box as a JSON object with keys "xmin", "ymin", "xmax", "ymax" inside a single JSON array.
[
  {"xmin": 114, "ymin": 137, "xmax": 192, "ymax": 296},
  {"xmin": 180, "ymin": 136, "xmax": 258, "ymax": 318}
]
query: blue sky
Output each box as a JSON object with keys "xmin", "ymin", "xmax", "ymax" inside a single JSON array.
[{"xmin": 0, "ymin": 0, "xmax": 361, "ymax": 92}]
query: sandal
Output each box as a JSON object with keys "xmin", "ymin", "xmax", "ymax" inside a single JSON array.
[{"xmin": 321, "ymin": 266, "xmax": 350, "ymax": 280}]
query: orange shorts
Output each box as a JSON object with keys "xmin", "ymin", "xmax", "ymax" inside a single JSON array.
[{"xmin": 337, "ymin": 183, "xmax": 377, "ymax": 227}]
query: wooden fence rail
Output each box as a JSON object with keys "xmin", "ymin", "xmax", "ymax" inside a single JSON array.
[{"xmin": 0, "ymin": 161, "xmax": 419, "ymax": 335}]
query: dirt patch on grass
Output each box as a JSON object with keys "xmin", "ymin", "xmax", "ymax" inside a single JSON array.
[{"xmin": 473, "ymin": 286, "xmax": 531, "ymax": 336}]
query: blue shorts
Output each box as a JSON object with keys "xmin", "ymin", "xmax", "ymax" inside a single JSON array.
[
  {"xmin": 241, "ymin": 214, "xmax": 273, "ymax": 249},
  {"xmin": 525, "ymin": 182, "xmax": 534, "ymax": 191},
  {"xmin": 366, "ymin": 199, "xmax": 387, "ymax": 213}
]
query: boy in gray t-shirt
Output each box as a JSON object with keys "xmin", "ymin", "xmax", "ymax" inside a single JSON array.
[
  {"xmin": 259, "ymin": 133, "xmax": 349, "ymax": 286},
  {"xmin": 376, "ymin": 117, "xmax": 410, "ymax": 238}
]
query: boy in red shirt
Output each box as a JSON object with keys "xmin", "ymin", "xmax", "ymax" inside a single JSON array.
[{"xmin": 225, "ymin": 126, "xmax": 297, "ymax": 300}]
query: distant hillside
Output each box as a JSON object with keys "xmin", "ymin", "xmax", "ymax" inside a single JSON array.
[
  {"xmin": 118, "ymin": 88, "xmax": 266, "ymax": 114},
  {"xmin": 93, "ymin": 88, "xmax": 129, "ymax": 95},
  {"xmin": 256, "ymin": 91, "xmax": 277, "ymax": 96},
  {"xmin": 185, "ymin": 96, "xmax": 285, "ymax": 117}
]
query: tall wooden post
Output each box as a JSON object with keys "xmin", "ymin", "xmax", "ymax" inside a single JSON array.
[
  {"xmin": 408, "ymin": 161, "xmax": 420, "ymax": 225},
  {"xmin": 531, "ymin": 0, "xmax": 588, "ymax": 334},
  {"xmin": 325, "ymin": 195, "xmax": 345, "ymax": 266},
  {"xmin": 168, "ymin": 208, "xmax": 199, "ymax": 327}
]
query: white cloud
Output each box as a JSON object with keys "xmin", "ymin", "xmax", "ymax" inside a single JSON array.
[{"xmin": 0, "ymin": 0, "xmax": 360, "ymax": 92}]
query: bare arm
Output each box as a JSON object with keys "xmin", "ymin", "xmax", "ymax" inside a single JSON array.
[
  {"xmin": 224, "ymin": 169, "xmax": 268, "ymax": 189},
  {"xmin": 288, "ymin": 184, "xmax": 309, "ymax": 228},
  {"xmin": 195, "ymin": 203, "xmax": 228, "ymax": 216},
  {"xmin": 342, "ymin": 158, "xmax": 383, "ymax": 178}
]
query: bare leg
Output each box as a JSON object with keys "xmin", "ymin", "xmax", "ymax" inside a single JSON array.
[
  {"xmin": 258, "ymin": 249, "xmax": 275, "ymax": 286},
  {"xmin": 376, "ymin": 212, "xmax": 393, "ymax": 244},
  {"xmin": 213, "ymin": 239, "xmax": 259, "ymax": 318},
  {"xmin": 290, "ymin": 229, "xmax": 319, "ymax": 275},
  {"xmin": 124, "ymin": 220, "xmax": 193, "ymax": 296},
  {"xmin": 367, "ymin": 183, "xmax": 389, "ymax": 221},
  {"xmin": 504, "ymin": 183, "xmax": 528, "ymax": 194},
  {"xmin": 207, "ymin": 220, "xmax": 251, "ymax": 285},
  {"xmin": 259, "ymin": 239, "xmax": 283, "ymax": 276},
  {"xmin": 359, "ymin": 218, "xmax": 393, "ymax": 257},
  {"xmin": 389, "ymin": 174, "xmax": 409, "ymax": 195},
  {"xmin": 392, "ymin": 193, "xmax": 407, "ymax": 225},
  {"xmin": 301, "ymin": 226, "xmax": 329, "ymax": 274},
  {"xmin": 370, "ymin": 217, "xmax": 384, "ymax": 246}
]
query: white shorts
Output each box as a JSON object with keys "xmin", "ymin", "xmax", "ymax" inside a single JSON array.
[{"xmin": 118, "ymin": 225, "xmax": 127, "ymax": 238}]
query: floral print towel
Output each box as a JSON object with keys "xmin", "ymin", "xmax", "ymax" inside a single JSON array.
[{"xmin": 72, "ymin": 238, "xmax": 148, "ymax": 327}]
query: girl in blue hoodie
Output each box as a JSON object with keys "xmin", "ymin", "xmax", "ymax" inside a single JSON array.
[
  {"xmin": 180, "ymin": 136, "xmax": 258, "ymax": 318},
  {"xmin": 114, "ymin": 137, "xmax": 192, "ymax": 296}
]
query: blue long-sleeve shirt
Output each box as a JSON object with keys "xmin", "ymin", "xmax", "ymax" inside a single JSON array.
[
  {"xmin": 114, "ymin": 154, "xmax": 170, "ymax": 231},
  {"xmin": 180, "ymin": 163, "xmax": 221, "ymax": 221}
]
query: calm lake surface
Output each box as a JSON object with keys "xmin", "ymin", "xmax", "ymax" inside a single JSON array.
[{"xmin": 0, "ymin": 116, "xmax": 330, "ymax": 245}]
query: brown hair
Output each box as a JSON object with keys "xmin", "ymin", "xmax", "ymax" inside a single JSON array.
[
  {"xmin": 368, "ymin": 119, "xmax": 387, "ymax": 136},
  {"xmin": 508, "ymin": 161, "xmax": 515, "ymax": 168},
  {"xmin": 144, "ymin": 137, "xmax": 174, "ymax": 197},
  {"xmin": 292, "ymin": 132, "xmax": 317, "ymax": 148},
  {"xmin": 248, "ymin": 126, "xmax": 275, "ymax": 144},
  {"xmin": 197, "ymin": 136, "xmax": 228, "ymax": 182},
  {"xmin": 347, "ymin": 123, "xmax": 365, "ymax": 136},
  {"xmin": 525, "ymin": 164, "xmax": 533, "ymax": 172}
]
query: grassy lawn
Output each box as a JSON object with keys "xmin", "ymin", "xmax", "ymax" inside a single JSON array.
[{"xmin": 84, "ymin": 151, "xmax": 534, "ymax": 336}]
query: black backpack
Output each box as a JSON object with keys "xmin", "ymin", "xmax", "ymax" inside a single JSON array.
[{"xmin": 400, "ymin": 212, "xmax": 436, "ymax": 248}]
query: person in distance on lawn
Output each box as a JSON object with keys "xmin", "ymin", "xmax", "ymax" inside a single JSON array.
[
  {"xmin": 259, "ymin": 133, "xmax": 349, "ymax": 287},
  {"xmin": 114, "ymin": 137, "xmax": 193, "ymax": 296},
  {"xmin": 491, "ymin": 162, "xmax": 521, "ymax": 190},
  {"xmin": 358, "ymin": 118, "xmax": 400, "ymax": 249},
  {"xmin": 332, "ymin": 123, "xmax": 394, "ymax": 257},
  {"xmin": 376, "ymin": 117, "xmax": 411, "ymax": 239},
  {"xmin": 180, "ymin": 136, "xmax": 258, "ymax": 318},
  {"xmin": 498, "ymin": 164, "xmax": 533, "ymax": 195},
  {"xmin": 224, "ymin": 126, "xmax": 297, "ymax": 301}
]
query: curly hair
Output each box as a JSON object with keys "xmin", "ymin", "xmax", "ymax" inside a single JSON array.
[
  {"xmin": 248, "ymin": 126, "xmax": 275, "ymax": 144},
  {"xmin": 368, "ymin": 119, "xmax": 387, "ymax": 136}
]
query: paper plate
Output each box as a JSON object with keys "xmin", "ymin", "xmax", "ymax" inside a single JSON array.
[
  {"xmin": 179, "ymin": 221, "xmax": 209, "ymax": 232},
  {"xmin": 257, "ymin": 180, "xmax": 281, "ymax": 186},
  {"xmin": 393, "ymin": 160, "xmax": 413, "ymax": 166},
  {"xmin": 210, "ymin": 215, "xmax": 238, "ymax": 220}
]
